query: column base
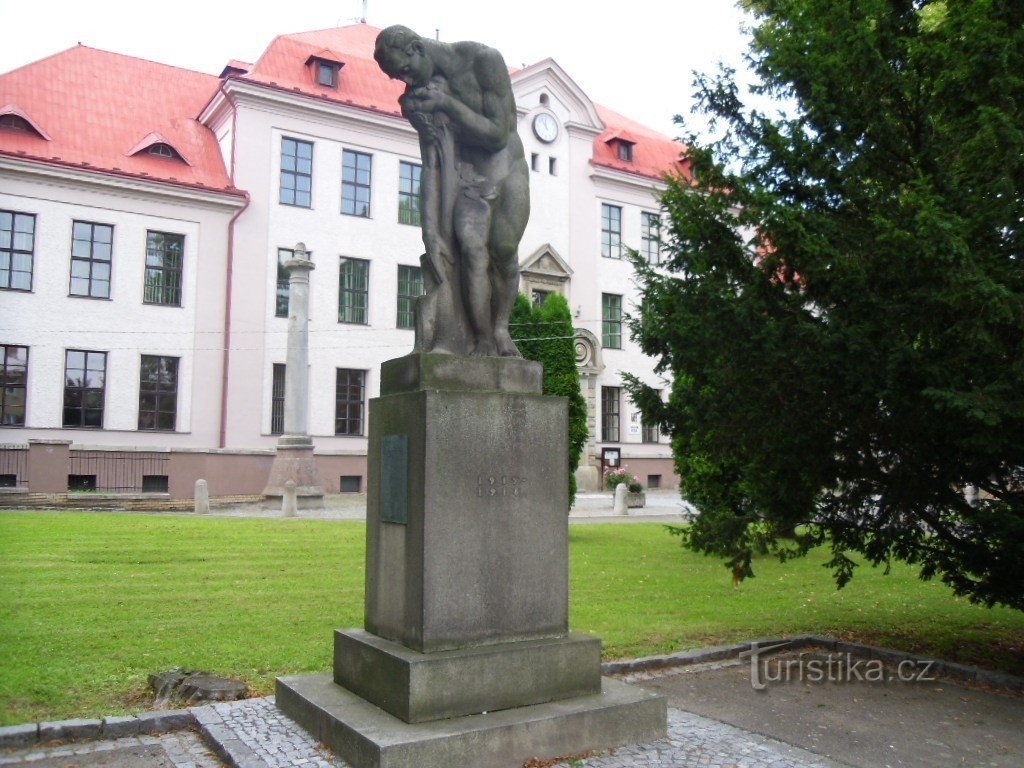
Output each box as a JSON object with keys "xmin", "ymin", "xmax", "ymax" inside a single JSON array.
[{"xmin": 262, "ymin": 437, "xmax": 324, "ymax": 509}]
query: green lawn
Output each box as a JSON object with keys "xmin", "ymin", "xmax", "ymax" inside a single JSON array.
[{"xmin": 2, "ymin": 512, "xmax": 1023, "ymax": 725}]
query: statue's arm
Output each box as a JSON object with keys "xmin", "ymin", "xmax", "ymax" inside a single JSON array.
[{"xmin": 435, "ymin": 47, "xmax": 514, "ymax": 153}]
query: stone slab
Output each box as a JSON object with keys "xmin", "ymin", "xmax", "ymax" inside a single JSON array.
[
  {"xmin": 276, "ymin": 672, "xmax": 666, "ymax": 768},
  {"xmin": 37, "ymin": 718, "xmax": 102, "ymax": 742},
  {"xmin": 22, "ymin": 744, "xmax": 177, "ymax": 768},
  {"xmin": 333, "ymin": 629, "xmax": 602, "ymax": 723},
  {"xmin": 100, "ymin": 716, "xmax": 141, "ymax": 738},
  {"xmin": 380, "ymin": 353, "xmax": 542, "ymax": 396},
  {"xmin": 133, "ymin": 710, "xmax": 192, "ymax": 734},
  {"xmin": 0, "ymin": 722, "xmax": 38, "ymax": 747},
  {"xmin": 365, "ymin": 388, "xmax": 569, "ymax": 652}
]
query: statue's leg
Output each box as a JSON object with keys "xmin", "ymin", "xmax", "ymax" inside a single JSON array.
[
  {"xmin": 454, "ymin": 193, "xmax": 496, "ymax": 355},
  {"xmin": 489, "ymin": 171, "xmax": 530, "ymax": 357}
]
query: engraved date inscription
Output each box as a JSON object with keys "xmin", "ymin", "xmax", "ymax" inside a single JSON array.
[{"xmin": 476, "ymin": 475, "xmax": 527, "ymax": 498}]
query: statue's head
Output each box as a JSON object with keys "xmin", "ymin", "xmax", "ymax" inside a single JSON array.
[{"xmin": 375, "ymin": 25, "xmax": 433, "ymax": 87}]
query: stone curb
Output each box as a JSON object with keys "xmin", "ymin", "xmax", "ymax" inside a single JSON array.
[
  {"xmin": 601, "ymin": 634, "xmax": 1024, "ymax": 693},
  {"xmin": 0, "ymin": 708, "xmax": 193, "ymax": 750},
  {"xmin": 192, "ymin": 703, "xmax": 268, "ymax": 768}
]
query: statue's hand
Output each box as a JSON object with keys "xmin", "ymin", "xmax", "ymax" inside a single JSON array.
[{"xmin": 408, "ymin": 83, "xmax": 447, "ymax": 114}]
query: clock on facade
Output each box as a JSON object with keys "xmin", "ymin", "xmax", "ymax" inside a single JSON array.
[{"xmin": 532, "ymin": 113, "xmax": 559, "ymax": 143}]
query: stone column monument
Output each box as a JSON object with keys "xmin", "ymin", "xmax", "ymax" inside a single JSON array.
[
  {"xmin": 276, "ymin": 27, "xmax": 665, "ymax": 768},
  {"xmin": 262, "ymin": 243, "xmax": 324, "ymax": 509}
]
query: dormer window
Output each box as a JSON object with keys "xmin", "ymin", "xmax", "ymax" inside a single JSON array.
[
  {"xmin": 148, "ymin": 143, "xmax": 175, "ymax": 159},
  {"xmin": 317, "ymin": 62, "xmax": 339, "ymax": 87},
  {"xmin": 306, "ymin": 51, "xmax": 344, "ymax": 90},
  {"xmin": 127, "ymin": 133, "xmax": 190, "ymax": 165},
  {"xmin": 617, "ymin": 141, "xmax": 634, "ymax": 162},
  {"xmin": 0, "ymin": 106, "xmax": 49, "ymax": 139},
  {"xmin": 0, "ymin": 114, "xmax": 31, "ymax": 132}
]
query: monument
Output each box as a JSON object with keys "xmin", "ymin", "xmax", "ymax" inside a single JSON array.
[
  {"xmin": 276, "ymin": 26, "xmax": 665, "ymax": 768},
  {"xmin": 262, "ymin": 243, "xmax": 325, "ymax": 510}
]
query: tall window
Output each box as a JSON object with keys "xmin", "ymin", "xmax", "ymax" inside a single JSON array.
[
  {"xmin": 342, "ymin": 150, "xmax": 372, "ymax": 217},
  {"xmin": 280, "ymin": 138, "xmax": 313, "ymax": 207},
  {"xmin": 0, "ymin": 344, "xmax": 28, "ymax": 426},
  {"xmin": 335, "ymin": 369, "xmax": 366, "ymax": 436},
  {"xmin": 138, "ymin": 355, "xmax": 178, "ymax": 431},
  {"xmin": 397, "ymin": 264, "xmax": 423, "ymax": 329},
  {"xmin": 339, "ymin": 257, "xmax": 369, "ymax": 324},
  {"xmin": 641, "ymin": 212, "xmax": 661, "ymax": 265},
  {"xmin": 144, "ymin": 231, "xmax": 183, "ymax": 306},
  {"xmin": 602, "ymin": 386, "xmax": 621, "ymax": 443},
  {"xmin": 602, "ymin": 293, "xmax": 622, "ymax": 349},
  {"xmin": 63, "ymin": 350, "xmax": 106, "ymax": 428},
  {"xmin": 601, "ymin": 203, "xmax": 622, "ymax": 259},
  {"xmin": 617, "ymin": 141, "xmax": 634, "ymax": 162},
  {"xmin": 271, "ymin": 364, "xmax": 286, "ymax": 435},
  {"xmin": 398, "ymin": 161, "xmax": 422, "ymax": 226},
  {"xmin": 70, "ymin": 221, "xmax": 113, "ymax": 298},
  {"xmin": 1, "ymin": 210, "xmax": 35, "ymax": 291}
]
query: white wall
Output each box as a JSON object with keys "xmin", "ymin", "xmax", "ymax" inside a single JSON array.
[{"xmin": 0, "ymin": 169, "xmax": 238, "ymax": 447}]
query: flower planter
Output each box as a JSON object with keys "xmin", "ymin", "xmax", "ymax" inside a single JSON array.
[{"xmin": 626, "ymin": 491, "xmax": 646, "ymax": 508}]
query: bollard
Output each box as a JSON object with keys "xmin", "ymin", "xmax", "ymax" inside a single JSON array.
[
  {"xmin": 613, "ymin": 482, "xmax": 628, "ymax": 515},
  {"xmin": 194, "ymin": 479, "xmax": 210, "ymax": 515},
  {"xmin": 282, "ymin": 479, "xmax": 298, "ymax": 518}
]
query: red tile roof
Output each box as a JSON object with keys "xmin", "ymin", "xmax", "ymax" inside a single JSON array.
[
  {"xmin": 239, "ymin": 24, "xmax": 404, "ymax": 118},
  {"xmin": 593, "ymin": 105, "xmax": 689, "ymax": 182},
  {"xmin": 241, "ymin": 24, "xmax": 689, "ymax": 182},
  {"xmin": 0, "ymin": 25, "xmax": 686, "ymax": 193},
  {"xmin": 0, "ymin": 45, "xmax": 239, "ymax": 195}
]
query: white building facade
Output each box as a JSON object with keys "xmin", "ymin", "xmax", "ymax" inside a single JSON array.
[{"xmin": 0, "ymin": 24, "xmax": 684, "ymax": 498}]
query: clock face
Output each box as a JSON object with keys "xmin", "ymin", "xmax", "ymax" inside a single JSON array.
[{"xmin": 533, "ymin": 113, "xmax": 559, "ymax": 143}]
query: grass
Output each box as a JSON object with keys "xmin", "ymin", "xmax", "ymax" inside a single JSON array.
[{"xmin": 1, "ymin": 512, "xmax": 1023, "ymax": 724}]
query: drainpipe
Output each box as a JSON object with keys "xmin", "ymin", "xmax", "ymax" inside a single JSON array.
[{"xmin": 218, "ymin": 84, "xmax": 250, "ymax": 448}]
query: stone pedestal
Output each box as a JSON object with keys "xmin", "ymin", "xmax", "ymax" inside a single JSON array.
[
  {"xmin": 277, "ymin": 353, "xmax": 666, "ymax": 767},
  {"xmin": 262, "ymin": 437, "xmax": 324, "ymax": 510}
]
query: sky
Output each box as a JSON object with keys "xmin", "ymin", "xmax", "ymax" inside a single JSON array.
[{"xmin": 2, "ymin": 0, "xmax": 757, "ymax": 141}]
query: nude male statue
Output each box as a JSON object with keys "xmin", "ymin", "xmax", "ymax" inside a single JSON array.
[{"xmin": 374, "ymin": 26, "xmax": 529, "ymax": 357}]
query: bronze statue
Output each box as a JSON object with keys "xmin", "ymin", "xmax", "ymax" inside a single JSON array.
[{"xmin": 375, "ymin": 25, "xmax": 529, "ymax": 357}]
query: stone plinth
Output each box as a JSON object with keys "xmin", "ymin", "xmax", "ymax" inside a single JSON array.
[
  {"xmin": 276, "ymin": 354, "xmax": 666, "ymax": 767},
  {"xmin": 364, "ymin": 385, "xmax": 568, "ymax": 652},
  {"xmin": 381, "ymin": 352, "xmax": 543, "ymax": 396},
  {"xmin": 333, "ymin": 629, "xmax": 601, "ymax": 723},
  {"xmin": 277, "ymin": 673, "xmax": 665, "ymax": 768},
  {"xmin": 262, "ymin": 437, "xmax": 324, "ymax": 510}
]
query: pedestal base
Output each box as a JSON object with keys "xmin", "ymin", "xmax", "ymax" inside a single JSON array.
[
  {"xmin": 334, "ymin": 629, "xmax": 601, "ymax": 723},
  {"xmin": 262, "ymin": 438, "xmax": 324, "ymax": 509},
  {"xmin": 276, "ymin": 673, "xmax": 666, "ymax": 768}
]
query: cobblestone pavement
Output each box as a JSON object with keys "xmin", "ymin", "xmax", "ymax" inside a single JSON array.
[
  {"xmin": 200, "ymin": 695, "xmax": 841, "ymax": 768},
  {"xmin": 0, "ymin": 730, "xmax": 222, "ymax": 767},
  {"xmin": 201, "ymin": 697, "xmax": 342, "ymax": 768},
  {"xmin": 551, "ymin": 708, "xmax": 843, "ymax": 768}
]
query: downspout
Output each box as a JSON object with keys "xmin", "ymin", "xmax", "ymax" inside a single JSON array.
[{"xmin": 219, "ymin": 84, "xmax": 250, "ymax": 448}]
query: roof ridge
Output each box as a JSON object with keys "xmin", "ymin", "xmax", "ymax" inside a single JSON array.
[
  {"xmin": 72, "ymin": 44, "xmax": 218, "ymax": 79},
  {"xmin": 0, "ymin": 44, "xmax": 80, "ymax": 78},
  {"xmin": 283, "ymin": 22, "xmax": 382, "ymax": 37}
]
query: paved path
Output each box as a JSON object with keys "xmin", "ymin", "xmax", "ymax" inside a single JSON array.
[
  {"xmin": 4, "ymin": 657, "xmax": 1022, "ymax": 768},
  {"xmin": 0, "ymin": 731, "xmax": 220, "ymax": 768},
  {"xmin": 203, "ymin": 489, "xmax": 695, "ymax": 524}
]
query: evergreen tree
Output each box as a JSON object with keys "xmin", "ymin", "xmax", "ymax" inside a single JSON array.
[
  {"xmin": 627, "ymin": 0, "xmax": 1024, "ymax": 608},
  {"xmin": 511, "ymin": 293, "xmax": 588, "ymax": 507}
]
